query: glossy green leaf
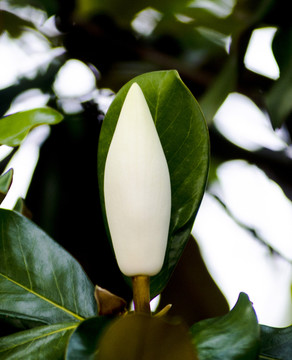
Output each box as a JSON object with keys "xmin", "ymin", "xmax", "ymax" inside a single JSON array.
[
  {"xmin": 97, "ymin": 70, "xmax": 209, "ymax": 297},
  {"xmin": 0, "ymin": 322, "xmax": 76, "ymax": 359},
  {"xmin": 190, "ymin": 293, "xmax": 260, "ymax": 360},
  {"xmin": 0, "ymin": 107, "xmax": 63, "ymax": 147},
  {"xmin": 0, "ymin": 169, "xmax": 13, "ymax": 204},
  {"xmin": 0, "ymin": 209, "xmax": 97, "ymax": 325},
  {"xmin": 98, "ymin": 313, "xmax": 197, "ymax": 360},
  {"xmin": 259, "ymin": 324, "xmax": 292, "ymax": 359},
  {"xmin": 66, "ymin": 316, "xmax": 112, "ymax": 360}
]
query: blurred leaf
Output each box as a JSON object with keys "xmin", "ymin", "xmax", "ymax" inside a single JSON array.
[
  {"xmin": 98, "ymin": 70, "xmax": 209, "ymax": 298},
  {"xmin": 0, "ymin": 55, "xmax": 65, "ymax": 117},
  {"xmin": 199, "ymin": 56, "xmax": 237, "ymax": 124},
  {"xmin": 190, "ymin": 293, "xmax": 260, "ymax": 360},
  {"xmin": 76, "ymin": 0, "xmax": 189, "ymax": 25},
  {"xmin": 0, "ymin": 10, "xmax": 35, "ymax": 38},
  {"xmin": 0, "ymin": 107, "xmax": 63, "ymax": 146},
  {"xmin": 159, "ymin": 235, "xmax": 229, "ymax": 326},
  {"xmin": 260, "ymin": 324, "xmax": 292, "ymax": 359},
  {"xmin": 0, "ymin": 209, "xmax": 97, "ymax": 325},
  {"xmin": 266, "ymin": 26, "xmax": 292, "ymax": 129},
  {"xmin": 0, "ymin": 322, "xmax": 76, "ymax": 359},
  {"xmin": 65, "ymin": 316, "xmax": 112, "ymax": 360},
  {"xmin": 5, "ymin": 0, "xmax": 59, "ymax": 17},
  {"xmin": 0, "ymin": 169, "xmax": 13, "ymax": 204},
  {"xmin": 98, "ymin": 313, "xmax": 197, "ymax": 360}
]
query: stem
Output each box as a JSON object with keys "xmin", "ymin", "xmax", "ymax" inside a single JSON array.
[{"xmin": 132, "ymin": 275, "xmax": 151, "ymax": 314}]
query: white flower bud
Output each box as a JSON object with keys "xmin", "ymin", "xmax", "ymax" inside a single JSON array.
[{"xmin": 104, "ymin": 82, "xmax": 171, "ymax": 277}]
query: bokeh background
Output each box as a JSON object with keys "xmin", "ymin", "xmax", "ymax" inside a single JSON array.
[{"xmin": 1, "ymin": 0, "xmax": 291, "ymax": 327}]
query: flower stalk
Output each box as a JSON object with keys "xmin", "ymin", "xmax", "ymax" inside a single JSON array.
[{"xmin": 132, "ymin": 275, "xmax": 151, "ymax": 314}]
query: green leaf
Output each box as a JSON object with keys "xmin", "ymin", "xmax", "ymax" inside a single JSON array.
[
  {"xmin": 266, "ymin": 27, "xmax": 292, "ymax": 129},
  {"xmin": 98, "ymin": 313, "xmax": 197, "ymax": 360},
  {"xmin": 190, "ymin": 293, "xmax": 260, "ymax": 360},
  {"xmin": 0, "ymin": 10, "xmax": 35, "ymax": 38},
  {"xmin": 199, "ymin": 56, "xmax": 237, "ymax": 125},
  {"xmin": 0, "ymin": 209, "xmax": 97, "ymax": 325},
  {"xmin": 0, "ymin": 169, "xmax": 13, "ymax": 204},
  {"xmin": 0, "ymin": 107, "xmax": 63, "ymax": 147},
  {"xmin": 97, "ymin": 70, "xmax": 209, "ymax": 297},
  {"xmin": 66, "ymin": 316, "xmax": 112, "ymax": 360},
  {"xmin": 0, "ymin": 322, "xmax": 76, "ymax": 359},
  {"xmin": 260, "ymin": 324, "xmax": 292, "ymax": 359}
]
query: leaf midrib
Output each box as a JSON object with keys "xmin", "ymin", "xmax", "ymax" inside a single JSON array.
[
  {"xmin": 0, "ymin": 272, "xmax": 84, "ymax": 321},
  {"xmin": 0, "ymin": 323, "xmax": 77, "ymax": 353}
]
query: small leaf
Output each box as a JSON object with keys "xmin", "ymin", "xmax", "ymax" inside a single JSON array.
[
  {"xmin": 13, "ymin": 197, "xmax": 32, "ymax": 218},
  {"xmin": 260, "ymin": 324, "xmax": 292, "ymax": 359},
  {"xmin": 0, "ymin": 322, "xmax": 76, "ymax": 359},
  {"xmin": 94, "ymin": 285, "xmax": 127, "ymax": 316},
  {"xmin": 0, "ymin": 209, "xmax": 97, "ymax": 325},
  {"xmin": 65, "ymin": 316, "xmax": 112, "ymax": 360},
  {"xmin": 98, "ymin": 70, "xmax": 209, "ymax": 297},
  {"xmin": 98, "ymin": 313, "xmax": 198, "ymax": 360},
  {"xmin": 190, "ymin": 293, "xmax": 260, "ymax": 360},
  {"xmin": 0, "ymin": 107, "xmax": 63, "ymax": 147},
  {"xmin": 0, "ymin": 169, "xmax": 13, "ymax": 204}
]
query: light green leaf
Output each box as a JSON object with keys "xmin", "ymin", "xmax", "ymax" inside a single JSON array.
[
  {"xmin": 0, "ymin": 107, "xmax": 63, "ymax": 147},
  {"xmin": 190, "ymin": 293, "xmax": 260, "ymax": 360},
  {"xmin": 0, "ymin": 169, "xmax": 13, "ymax": 204},
  {"xmin": 0, "ymin": 322, "xmax": 76, "ymax": 360},
  {"xmin": 0, "ymin": 209, "xmax": 97, "ymax": 326},
  {"xmin": 98, "ymin": 70, "xmax": 209, "ymax": 297}
]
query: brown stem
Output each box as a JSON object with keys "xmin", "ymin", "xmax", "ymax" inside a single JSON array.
[{"xmin": 132, "ymin": 275, "xmax": 151, "ymax": 314}]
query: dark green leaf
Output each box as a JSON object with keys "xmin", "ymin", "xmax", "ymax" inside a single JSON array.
[
  {"xmin": 190, "ymin": 293, "xmax": 260, "ymax": 360},
  {"xmin": 266, "ymin": 27, "xmax": 292, "ymax": 129},
  {"xmin": 97, "ymin": 70, "xmax": 209, "ymax": 297},
  {"xmin": 66, "ymin": 316, "xmax": 112, "ymax": 360},
  {"xmin": 199, "ymin": 57, "xmax": 237, "ymax": 124},
  {"xmin": 0, "ymin": 209, "xmax": 97, "ymax": 325},
  {"xmin": 98, "ymin": 313, "xmax": 197, "ymax": 360},
  {"xmin": 0, "ymin": 10, "xmax": 35, "ymax": 38},
  {"xmin": 0, "ymin": 169, "xmax": 13, "ymax": 204},
  {"xmin": 260, "ymin": 324, "xmax": 292, "ymax": 360},
  {"xmin": 0, "ymin": 107, "xmax": 63, "ymax": 147},
  {"xmin": 0, "ymin": 322, "xmax": 76, "ymax": 359}
]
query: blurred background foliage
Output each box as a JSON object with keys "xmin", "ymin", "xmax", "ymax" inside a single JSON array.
[{"xmin": 1, "ymin": 0, "xmax": 292, "ymax": 327}]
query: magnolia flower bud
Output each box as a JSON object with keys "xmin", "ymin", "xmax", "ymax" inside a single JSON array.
[{"xmin": 104, "ymin": 83, "xmax": 171, "ymax": 277}]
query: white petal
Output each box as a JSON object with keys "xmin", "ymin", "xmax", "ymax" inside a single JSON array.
[{"xmin": 104, "ymin": 82, "xmax": 171, "ymax": 276}]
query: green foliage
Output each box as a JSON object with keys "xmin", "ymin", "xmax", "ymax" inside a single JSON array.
[
  {"xmin": 98, "ymin": 70, "xmax": 209, "ymax": 297},
  {"xmin": 0, "ymin": 323, "xmax": 76, "ymax": 359},
  {"xmin": 0, "ymin": 169, "xmax": 13, "ymax": 204},
  {"xmin": 260, "ymin": 324, "xmax": 292, "ymax": 359},
  {"xmin": 191, "ymin": 293, "xmax": 260, "ymax": 360},
  {"xmin": 0, "ymin": 107, "xmax": 63, "ymax": 147},
  {"xmin": 65, "ymin": 316, "xmax": 113, "ymax": 360},
  {"xmin": 1, "ymin": 0, "xmax": 292, "ymax": 355},
  {"xmin": 0, "ymin": 209, "xmax": 97, "ymax": 326}
]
